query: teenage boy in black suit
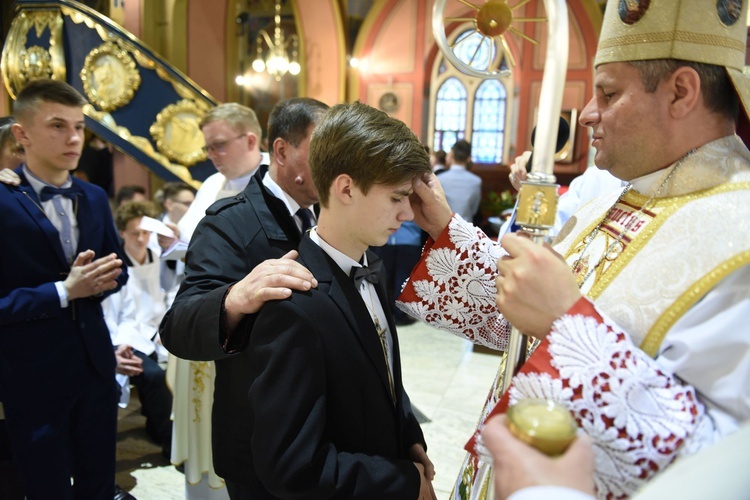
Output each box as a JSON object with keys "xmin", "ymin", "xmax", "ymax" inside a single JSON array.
[
  {"xmin": 159, "ymin": 97, "xmax": 327, "ymax": 498},
  {"xmin": 248, "ymin": 102, "xmax": 436, "ymax": 499}
]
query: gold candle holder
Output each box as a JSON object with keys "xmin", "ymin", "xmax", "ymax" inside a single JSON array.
[{"xmin": 506, "ymin": 398, "xmax": 578, "ymax": 456}]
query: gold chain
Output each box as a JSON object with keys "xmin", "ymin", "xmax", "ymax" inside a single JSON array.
[
  {"xmin": 362, "ymin": 281, "xmax": 397, "ymax": 403},
  {"xmin": 572, "ymin": 149, "xmax": 695, "ymax": 286}
]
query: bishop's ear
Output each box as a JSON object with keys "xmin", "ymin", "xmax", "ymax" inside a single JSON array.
[{"xmin": 669, "ymin": 66, "xmax": 701, "ymax": 119}]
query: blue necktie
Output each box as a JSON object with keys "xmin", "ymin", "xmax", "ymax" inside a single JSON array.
[
  {"xmin": 40, "ymin": 184, "xmax": 83, "ymax": 202},
  {"xmin": 40, "ymin": 185, "xmax": 80, "ymax": 263},
  {"xmin": 296, "ymin": 208, "xmax": 315, "ymax": 234}
]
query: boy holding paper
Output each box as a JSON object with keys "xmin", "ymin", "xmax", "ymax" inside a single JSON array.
[{"xmin": 102, "ymin": 200, "xmax": 173, "ymax": 457}]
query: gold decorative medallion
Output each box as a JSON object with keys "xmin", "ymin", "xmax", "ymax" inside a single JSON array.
[
  {"xmin": 80, "ymin": 41, "xmax": 141, "ymax": 112},
  {"xmin": 149, "ymin": 99, "xmax": 207, "ymax": 166},
  {"xmin": 1, "ymin": 10, "xmax": 65, "ymax": 98},
  {"xmin": 20, "ymin": 46, "xmax": 53, "ymax": 82},
  {"xmin": 84, "ymin": 104, "xmax": 201, "ymax": 189},
  {"xmin": 378, "ymin": 92, "xmax": 400, "ymax": 113}
]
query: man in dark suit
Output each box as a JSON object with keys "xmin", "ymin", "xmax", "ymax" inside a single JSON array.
[
  {"xmin": 159, "ymin": 97, "xmax": 327, "ymax": 499},
  {"xmin": 248, "ymin": 102, "xmax": 435, "ymax": 499},
  {"xmin": 0, "ymin": 79, "xmax": 127, "ymax": 499}
]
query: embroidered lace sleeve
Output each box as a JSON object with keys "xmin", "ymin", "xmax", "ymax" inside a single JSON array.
[
  {"xmin": 396, "ymin": 215, "xmax": 511, "ymax": 351},
  {"xmin": 499, "ymin": 298, "xmax": 718, "ymax": 499}
]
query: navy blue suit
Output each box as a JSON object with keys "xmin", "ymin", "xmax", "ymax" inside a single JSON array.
[{"xmin": 0, "ymin": 167, "xmax": 127, "ymax": 499}]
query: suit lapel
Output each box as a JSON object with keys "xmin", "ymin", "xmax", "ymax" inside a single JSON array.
[
  {"xmin": 367, "ymin": 250, "xmax": 403, "ymax": 397},
  {"xmin": 248, "ymin": 173, "xmax": 303, "ymax": 245},
  {"xmin": 369, "ymin": 249, "xmax": 404, "ymax": 396},
  {"xmin": 299, "ymin": 238, "xmax": 397, "ymax": 405},
  {"xmin": 14, "ymin": 172, "xmax": 69, "ymax": 267}
]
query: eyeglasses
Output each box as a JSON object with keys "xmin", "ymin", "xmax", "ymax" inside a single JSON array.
[
  {"xmin": 170, "ymin": 199, "xmax": 193, "ymax": 207},
  {"xmin": 201, "ymin": 134, "xmax": 246, "ymax": 155}
]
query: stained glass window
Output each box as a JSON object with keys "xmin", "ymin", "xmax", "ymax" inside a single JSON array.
[
  {"xmin": 471, "ymin": 79, "xmax": 507, "ymax": 163},
  {"xmin": 429, "ymin": 25, "xmax": 513, "ymax": 165},
  {"xmin": 454, "ymin": 30, "xmax": 495, "ymax": 71},
  {"xmin": 433, "ymin": 77, "xmax": 467, "ymax": 153}
]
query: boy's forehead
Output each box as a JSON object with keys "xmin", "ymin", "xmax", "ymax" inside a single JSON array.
[
  {"xmin": 35, "ymin": 101, "xmax": 84, "ymax": 121},
  {"xmin": 386, "ymin": 180, "xmax": 414, "ymax": 194}
]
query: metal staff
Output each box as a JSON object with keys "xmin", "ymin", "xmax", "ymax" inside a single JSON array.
[
  {"xmin": 498, "ymin": 0, "xmax": 568, "ymax": 397},
  {"xmin": 432, "ymin": 2, "xmax": 569, "ymax": 495}
]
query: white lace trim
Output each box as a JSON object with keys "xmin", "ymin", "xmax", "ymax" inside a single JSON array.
[
  {"xmin": 507, "ymin": 313, "xmax": 709, "ymax": 499},
  {"xmin": 398, "ymin": 216, "xmax": 509, "ymax": 350}
]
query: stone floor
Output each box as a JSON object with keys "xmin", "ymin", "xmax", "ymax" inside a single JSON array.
[{"xmin": 115, "ymin": 320, "xmax": 503, "ymax": 499}]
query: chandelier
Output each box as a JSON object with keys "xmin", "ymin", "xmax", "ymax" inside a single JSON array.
[{"xmin": 251, "ymin": 0, "xmax": 300, "ymax": 81}]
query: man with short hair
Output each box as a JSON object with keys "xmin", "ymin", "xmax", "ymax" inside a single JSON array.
[
  {"xmin": 440, "ymin": 139, "xmax": 482, "ymax": 223},
  {"xmin": 116, "ymin": 184, "xmax": 147, "ymax": 206},
  {"xmin": 160, "ymin": 182, "xmax": 196, "ymax": 228},
  {"xmin": 154, "ymin": 182, "xmax": 195, "ymax": 302},
  {"xmin": 162, "ymin": 102, "xmax": 269, "ymax": 496},
  {"xmin": 177, "ymin": 102, "xmax": 266, "ymax": 243},
  {"xmin": 248, "ymin": 101, "xmax": 435, "ymax": 499},
  {"xmin": 401, "ymin": 0, "xmax": 750, "ymax": 498},
  {"xmin": 160, "ymin": 98, "xmax": 328, "ymax": 499},
  {"xmin": 0, "ymin": 79, "xmax": 127, "ymax": 499}
]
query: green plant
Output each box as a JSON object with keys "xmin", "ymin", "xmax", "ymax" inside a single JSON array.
[{"xmin": 482, "ymin": 189, "xmax": 517, "ymax": 216}]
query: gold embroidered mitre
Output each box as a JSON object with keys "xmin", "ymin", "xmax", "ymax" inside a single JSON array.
[{"xmin": 595, "ymin": 0, "xmax": 750, "ymax": 124}]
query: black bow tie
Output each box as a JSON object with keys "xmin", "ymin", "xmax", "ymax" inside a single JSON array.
[
  {"xmin": 40, "ymin": 184, "xmax": 83, "ymax": 202},
  {"xmin": 350, "ymin": 259, "xmax": 384, "ymax": 289}
]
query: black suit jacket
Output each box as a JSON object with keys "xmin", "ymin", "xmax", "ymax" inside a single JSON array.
[
  {"xmin": 160, "ymin": 167, "xmax": 303, "ymax": 482},
  {"xmin": 248, "ymin": 236, "xmax": 426, "ymax": 499}
]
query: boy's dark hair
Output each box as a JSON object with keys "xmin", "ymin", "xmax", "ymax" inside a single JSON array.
[
  {"xmin": 162, "ymin": 182, "xmax": 196, "ymax": 201},
  {"xmin": 433, "ymin": 150, "xmax": 447, "ymax": 166},
  {"xmin": 13, "ymin": 79, "xmax": 87, "ymax": 122},
  {"xmin": 116, "ymin": 185, "xmax": 147, "ymax": 206},
  {"xmin": 268, "ymin": 98, "xmax": 329, "ymax": 151},
  {"xmin": 309, "ymin": 102, "xmax": 431, "ymax": 207},
  {"xmin": 451, "ymin": 140, "xmax": 472, "ymax": 163},
  {"xmin": 115, "ymin": 200, "xmax": 160, "ymax": 231}
]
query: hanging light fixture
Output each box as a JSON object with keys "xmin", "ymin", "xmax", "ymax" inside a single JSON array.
[{"xmin": 252, "ymin": 0, "xmax": 300, "ymax": 81}]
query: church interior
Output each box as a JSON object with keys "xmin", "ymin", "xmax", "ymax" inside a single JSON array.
[
  {"xmin": 2, "ymin": 0, "xmax": 749, "ymax": 498},
  {"xmin": 0, "ymin": 0, "xmax": 614, "ymax": 226}
]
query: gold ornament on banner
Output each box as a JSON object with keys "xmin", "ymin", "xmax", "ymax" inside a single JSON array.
[
  {"xmin": 1, "ymin": 10, "xmax": 65, "ymax": 98},
  {"xmin": 20, "ymin": 46, "xmax": 53, "ymax": 82},
  {"xmin": 149, "ymin": 99, "xmax": 208, "ymax": 167},
  {"xmin": 80, "ymin": 40, "xmax": 141, "ymax": 112}
]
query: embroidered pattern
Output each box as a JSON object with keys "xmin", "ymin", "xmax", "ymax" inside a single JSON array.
[
  {"xmin": 399, "ymin": 216, "xmax": 509, "ymax": 351},
  {"xmin": 191, "ymin": 360, "xmax": 211, "ymax": 423},
  {"xmin": 506, "ymin": 313, "xmax": 706, "ymax": 499},
  {"xmin": 399, "ymin": 215, "xmax": 724, "ymax": 500}
]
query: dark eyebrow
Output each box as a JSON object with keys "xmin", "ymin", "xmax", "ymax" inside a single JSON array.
[
  {"xmin": 393, "ymin": 188, "xmax": 413, "ymax": 197},
  {"xmin": 46, "ymin": 116, "xmax": 85, "ymax": 127}
]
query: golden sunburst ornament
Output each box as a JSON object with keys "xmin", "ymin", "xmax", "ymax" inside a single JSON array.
[{"xmin": 433, "ymin": 0, "xmax": 546, "ymax": 78}]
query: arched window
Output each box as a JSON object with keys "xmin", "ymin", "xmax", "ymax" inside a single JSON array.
[
  {"xmin": 433, "ymin": 77, "xmax": 467, "ymax": 153},
  {"xmin": 472, "ymin": 80, "xmax": 506, "ymax": 163},
  {"xmin": 428, "ymin": 26, "xmax": 513, "ymax": 165}
]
